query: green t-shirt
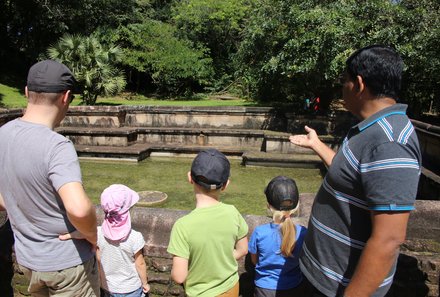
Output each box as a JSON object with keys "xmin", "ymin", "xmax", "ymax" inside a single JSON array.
[{"xmin": 167, "ymin": 202, "xmax": 249, "ymax": 297}]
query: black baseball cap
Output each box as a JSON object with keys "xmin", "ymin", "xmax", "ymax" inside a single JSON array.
[
  {"xmin": 265, "ymin": 176, "xmax": 299, "ymax": 211},
  {"xmin": 27, "ymin": 60, "xmax": 76, "ymax": 93},
  {"xmin": 191, "ymin": 149, "xmax": 230, "ymax": 190}
]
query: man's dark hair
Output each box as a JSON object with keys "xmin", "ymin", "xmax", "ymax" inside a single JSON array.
[{"xmin": 346, "ymin": 45, "xmax": 404, "ymax": 101}]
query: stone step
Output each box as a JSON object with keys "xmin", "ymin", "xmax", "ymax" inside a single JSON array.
[
  {"xmin": 242, "ymin": 151, "xmax": 324, "ymax": 168},
  {"xmin": 57, "ymin": 126, "xmax": 138, "ymax": 147},
  {"xmin": 75, "ymin": 143, "xmax": 151, "ymax": 161},
  {"xmin": 75, "ymin": 142, "xmax": 326, "ymax": 166},
  {"xmin": 75, "ymin": 143, "xmax": 254, "ymax": 161},
  {"xmin": 58, "ymin": 126, "xmax": 338, "ymax": 155}
]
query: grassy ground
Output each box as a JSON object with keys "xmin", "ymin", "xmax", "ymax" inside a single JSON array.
[
  {"xmin": 80, "ymin": 157, "xmax": 322, "ymax": 216},
  {"xmin": 0, "ymin": 83, "xmax": 256, "ymax": 108},
  {"xmin": 0, "ymin": 83, "xmax": 26, "ymax": 108}
]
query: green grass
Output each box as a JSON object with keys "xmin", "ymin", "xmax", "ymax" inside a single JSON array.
[
  {"xmin": 92, "ymin": 96, "xmax": 256, "ymax": 107},
  {"xmin": 80, "ymin": 157, "xmax": 322, "ymax": 216},
  {"xmin": 0, "ymin": 82, "xmax": 256, "ymax": 108},
  {"xmin": 0, "ymin": 83, "xmax": 26, "ymax": 108}
]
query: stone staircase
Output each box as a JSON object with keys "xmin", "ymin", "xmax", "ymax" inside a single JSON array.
[
  {"xmin": 55, "ymin": 106, "xmax": 342, "ymax": 167},
  {"xmin": 2, "ymin": 106, "xmax": 439, "ymax": 198}
]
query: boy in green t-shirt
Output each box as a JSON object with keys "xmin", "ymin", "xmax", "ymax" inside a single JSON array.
[{"xmin": 167, "ymin": 149, "xmax": 249, "ymax": 297}]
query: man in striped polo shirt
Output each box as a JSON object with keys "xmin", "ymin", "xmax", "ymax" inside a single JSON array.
[{"xmin": 290, "ymin": 45, "xmax": 421, "ymax": 297}]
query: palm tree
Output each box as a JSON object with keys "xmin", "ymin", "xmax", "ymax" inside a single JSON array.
[{"xmin": 47, "ymin": 34, "xmax": 126, "ymax": 105}]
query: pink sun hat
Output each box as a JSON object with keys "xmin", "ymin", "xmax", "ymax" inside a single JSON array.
[{"xmin": 101, "ymin": 184, "xmax": 139, "ymax": 241}]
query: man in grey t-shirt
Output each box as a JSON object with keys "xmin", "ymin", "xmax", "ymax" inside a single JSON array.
[
  {"xmin": 290, "ymin": 46, "xmax": 421, "ymax": 297},
  {"xmin": 0, "ymin": 60, "xmax": 99, "ymax": 296}
]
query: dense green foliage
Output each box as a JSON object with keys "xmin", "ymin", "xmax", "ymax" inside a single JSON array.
[
  {"xmin": 48, "ymin": 35, "xmax": 126, "ymax": 105},
  {"xmin": 235, "ymin": 0, "xmax": 440, "ymax": 113},
  {"xmin": 172, "ymin": 0, "xmax": 251, "ymax": 85},
  {"xmin": 114, "ymin": 20, "xmax": 214, "ymax": 95},
  {"xmin": 0, "ymin": 0, "xmax": 438, "ymax": 114}
]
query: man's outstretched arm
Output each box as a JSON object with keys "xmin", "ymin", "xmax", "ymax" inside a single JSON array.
[{"xmin": 289, "ymin": 125, "xmax": 335, "ymax": 167}]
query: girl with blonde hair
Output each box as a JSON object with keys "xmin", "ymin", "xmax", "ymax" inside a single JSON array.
[{"xmin": 248, "ymin": 176, "xmax": 308, "ymax": 297}]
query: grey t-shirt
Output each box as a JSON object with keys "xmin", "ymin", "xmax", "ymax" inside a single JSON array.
[{"xmin": 0, "ymin": 119, "xmax": 94, "ymax": 271}]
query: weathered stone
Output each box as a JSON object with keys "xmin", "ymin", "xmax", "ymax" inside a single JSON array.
[
  {"xmin": 422, "ymin": 259, "xmax": 439, "ymax": 272},
  {"xmin": 426, "ymin": 283, "xmax": 439, "ymax": 297},
  {"xmin": 168, "ymin": 284, "xmax": 185, "ymax": 296},
  {"xmin": 151, "ymin": 258, "xmax": 173, "ymax": 272},
  {"xmin": 427, "ymin": 271, "xmax": 439, "ymax": 283},
  {"xmin": 150, "ymin": 283, "xmax": 169, "ymax": 296},
  {"xmin": 403, "ymin": 239, "xmax": 440, "ymax": 253},
  {"xmin": 148, "ymin": 272, "xmax": 171, "ymax": 285}
]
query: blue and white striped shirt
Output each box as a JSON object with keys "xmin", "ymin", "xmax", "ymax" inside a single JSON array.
[{"xmin": 300, "ymin": 104, "xmax": 421, "ymax": 297}]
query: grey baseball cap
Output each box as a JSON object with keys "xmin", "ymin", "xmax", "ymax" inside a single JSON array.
[
  {"xmin": 27, "ymin": 60, "xmax": 76, "ymax": 93},
  {"xmin": 191, "ymin": 149, "xmax": 230, "ymax": 190}
]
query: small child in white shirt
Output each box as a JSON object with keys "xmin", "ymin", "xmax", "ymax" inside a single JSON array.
[{"xmin": 98, "ymin": 184, "xmax": 150, "ymax": 297}]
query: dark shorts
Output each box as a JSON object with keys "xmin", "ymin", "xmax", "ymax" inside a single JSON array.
[
  {"xmin": 0, "ymin": 218, "xmax": 14, "ymax": 297},
  {"xmin": 254, "ymin": 281, "xmax": 309, "ymax": 297}
]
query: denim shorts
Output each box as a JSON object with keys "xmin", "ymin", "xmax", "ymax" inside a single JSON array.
[{"xmin": 101, "ymin": 286, "xmax": 146, "ymax": 297}]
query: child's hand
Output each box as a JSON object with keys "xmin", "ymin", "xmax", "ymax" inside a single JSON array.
[
  {"xmin": 142, "ymin": 283, "xmax": 150, "ymax": 293},
  {"xmin": 59, "ymin": 230, "xmax": 85, "ymax": 240},
  {"xmin": 59, "ymin": 230, "xmax": 97, "ymax": 251}
]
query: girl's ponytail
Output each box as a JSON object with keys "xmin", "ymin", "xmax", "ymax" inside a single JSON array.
[
  {"xmin": 265, "ymin": 175, "xmax": 300, "ymax": 257},
  {"xmin": 272, "ymin": 205, "xmax": 299, "ymax": 257}
]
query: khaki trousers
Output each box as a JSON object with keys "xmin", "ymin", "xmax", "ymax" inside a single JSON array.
[{"xmin": 19, "ymin": 256, "xmax": 99, "ymax": 297}]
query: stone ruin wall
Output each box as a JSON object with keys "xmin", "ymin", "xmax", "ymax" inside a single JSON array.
[{"xmin": 8, "ymin": 194, "xmax": 438, "ymax": 296}]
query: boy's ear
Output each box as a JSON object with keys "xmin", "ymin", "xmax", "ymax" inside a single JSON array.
[
  {"xmin": 221, "ymin": 179, "xmax": 230, "ymax": 191},
  {"xmin": 25, "ymin": 86, "xmax": 29, "ymax": 98},
  {"xmin": 187, "ymin": 171, "xmax": 193, "ymax": 184}
]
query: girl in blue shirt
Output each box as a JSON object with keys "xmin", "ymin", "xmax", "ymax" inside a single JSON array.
[{"xmin": 249, "ymin": 176, "xmax": 308, "ymax": 297}]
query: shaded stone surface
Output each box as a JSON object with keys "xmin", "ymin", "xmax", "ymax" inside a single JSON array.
[
  {"xmin": 148, "ymin": 272, "xmax": 171, "ymax": 285},
  {"xmin": 151, "ymin": 258, "xmax": 173, "ymax": 272}
]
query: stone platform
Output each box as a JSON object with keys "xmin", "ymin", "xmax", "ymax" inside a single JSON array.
[{"xmin": 53, "ymin": 106, "xmax": 342, "ymax": 168}]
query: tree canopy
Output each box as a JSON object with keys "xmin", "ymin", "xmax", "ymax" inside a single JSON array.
[
  {"xmin": 114, "ymin": 20, "xmax": 214, "ymax": 95},
  {"xmin": 235, "ymin": 0, "xmax": 440, "ymax": 113},
  {"xmin": 48, "ymin": 35, "xmax": 126, "ymax": 105},
  {"xmin": 0, "ymin": 0, "xmax": 438, "ymax": 115}
]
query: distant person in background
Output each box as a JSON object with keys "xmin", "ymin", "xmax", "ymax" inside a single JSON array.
[
  {"xmin": 249, "ymin": 176, "xmax": 308, "ymax": 297},
  {"xmin": 304, "ymin": 98, "xmax": 311, "ymax": 111},
  {"xmin": 311, "ymin": 96, "xmax": 320, "ymax": 113},
  {"xmin": 0, "ymin": 60, "xmax": 99, "ymax": 296},
  {"xmin": 289, "ymin": 45, "xmax": 421, "ymax": 296},
  {"xmin": 0, "ymin": 213, "xmax": 14, "ymax": 297}
]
